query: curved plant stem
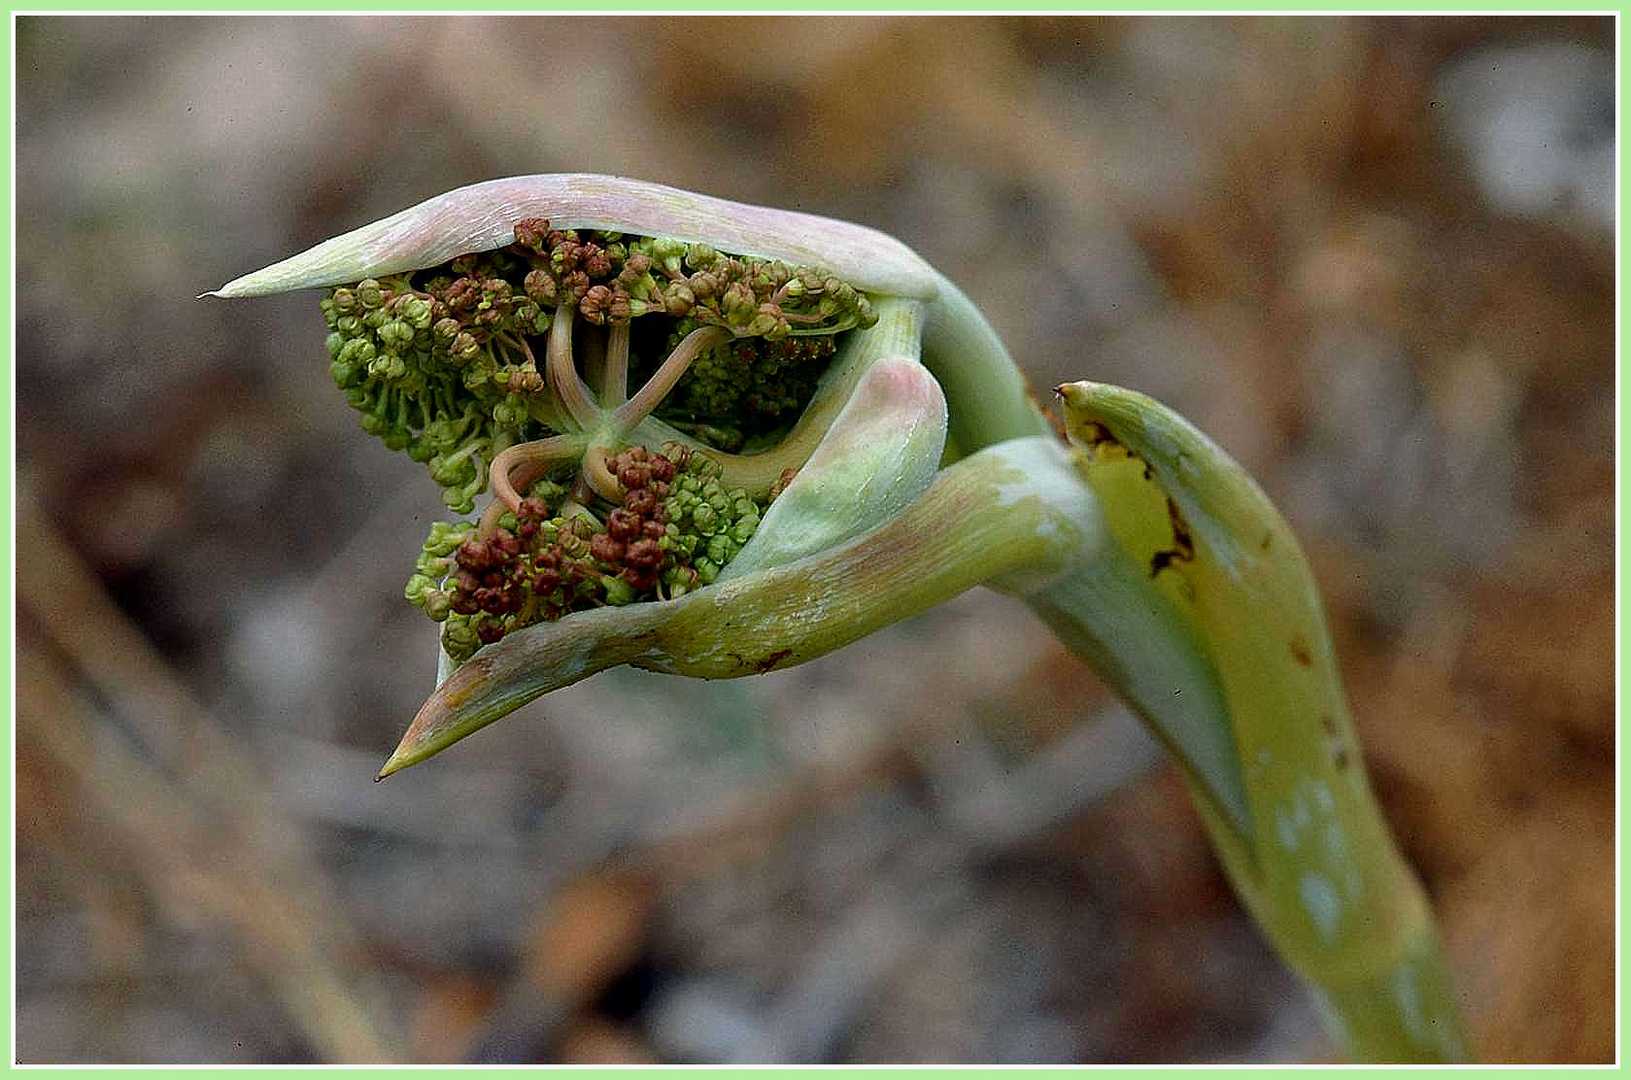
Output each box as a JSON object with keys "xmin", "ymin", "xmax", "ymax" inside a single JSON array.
[
  {"xmin": 920, "ymin": 273, "xmax": 1056, "ymax": 454},
  {"xmin": 635, "ymin": 297, "xmax": 927, "ymax": 496},
  {"xmin": 602, "ymin": 321, "xmax": 630, "ymax": 407},
  {"xmin": 545, "ymin": 304, "xmax": 599, "ymax": 429},
  {"xmin": 479, "ymin": 432, "xmax": 587, "ymax": 536},
  {"xmin": 611, "ymin": 324, "xmax": 729, "ymax": 434},
  {"xmin": 1050, "ymin": 381, "xmax": 1468, "ymax": 1062},
  {"xmin": 576, "ymin": 443, "xmax": 623, "ymax": 504}
]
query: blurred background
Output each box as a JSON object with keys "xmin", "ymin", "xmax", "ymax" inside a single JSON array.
[{"xmin": 15, "ymin": 15, "xmax": 1615, "ymax": 1064}]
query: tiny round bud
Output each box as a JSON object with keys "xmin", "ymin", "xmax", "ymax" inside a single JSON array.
[
  {"xmin": 626, "ymin": 538, "xmax": 662, "ymax": 569},
  {"xmin": 601, "ymin": 576, "xmax": 636, "ymax": 606},
  {"xmin": 663, "ymin": 282, "xmax": 695, "ymax": 317},
  {"xmin": 590, "ymin": 533, "xmax": 625, "ymax": 564},
  {"xmin": 607, "ymin": 508, "xmax": 641, "ymax": 542},
  {"xmin": 443, "ymin": 619, "xmax": 482, "ymax": 659}
]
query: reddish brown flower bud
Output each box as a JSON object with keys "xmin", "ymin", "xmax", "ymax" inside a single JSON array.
[
  {"xmin": 590, "ymin": 534, "xmax": 625, "ymax": 564},
  {"xmin": 457, "ymin": 538, "xmax": 495, "ymax": 572},
  {"xmin": 513, "ymin": 217, "xmax": 552, "ymax": 254},
  {"xmin": 524, "ymin": 268, "xmax": 558, "ymax": 305},
  {"xmin": 625, "ymin": 488, "xmax": 659, "ymax": 516},
  {"xmin": 583, "ymin": 244, "xmax": 613, "ymax": 278},
  {"xmin": 618, "ymin": 464, "xmax": 647, "ymax": 489},
  {"xmin": 607, "ymin": 509, "xmax": 641, "ymax": 542},
  {"xmin": 445, "ymin": 277, "xmax": 480, "ymax": 313},
  {"xmin": 581, "ymin": 284, "xmax": 612, "ymax": 324},
  {"xmin": 626, "ymin": 539, "xmax": 663, "ymax": 570}
]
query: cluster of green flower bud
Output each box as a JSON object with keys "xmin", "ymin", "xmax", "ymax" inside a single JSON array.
[
  {"xmin": 658, "ymin": 325, "xmax": 837, "ymax": 441},
  {"xmin": 660, "ymin": 450, "xmax": 763, "ymax": 586},
  {"xmin": 404, "ymin": 449, "xmax": 769, "ymax": 661},
  {"xmin": 508, "ymin": 219, "xmax": 878, "ymax": 340},
  {"xmin": 404, "ymin": 519, "xmax": 480, "ymax": 624},
  {"xmin": 321, "ymin": 261, "xmax": 556, "ymax": 512}
]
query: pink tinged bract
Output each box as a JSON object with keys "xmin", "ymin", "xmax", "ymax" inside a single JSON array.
[{"xmin": 209, "ymin": 174, "xmax": 940, "ymax": 301}]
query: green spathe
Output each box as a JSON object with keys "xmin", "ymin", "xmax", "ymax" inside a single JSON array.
[
  {"xmin": 379, "ymin": 436, "xmax": 1097, "ymax": 779},
  {"xmin": 723, "ymin": 355, "xmax": 948, "ymax": 580}
]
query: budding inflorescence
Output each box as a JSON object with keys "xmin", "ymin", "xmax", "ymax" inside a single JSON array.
[
  {"xmin": 319, "ymin": 217, "xmax": 876, "ymax": 663},
  {"xmin": 322, "ymin": 261, "xmax": 550, "ymax": 514},
  {"xmin": 405, "ymin": 445, "xmax": 765, "ymax": 660}
]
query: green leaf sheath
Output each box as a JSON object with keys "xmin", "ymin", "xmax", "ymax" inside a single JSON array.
[{"xmin": 1053, "ymin": 381, "xmax": 1467, "ymax": 1063}]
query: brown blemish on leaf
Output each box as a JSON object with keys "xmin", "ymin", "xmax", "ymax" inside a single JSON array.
[
  {"xmin": 755, "ymin": 648, "xmax": 793, "ymax": 673},
  {"xmin": 441, "ymin": 658, "xmax": 495, "ymax": 710},
  {"xmin": 1150, "ymin": 496, "xmax": 1196, "ymax": 578},
  {"xmin": 1075, "ymin": 419, "xmax": 1118, "ymax": 451},
  {"xmin": 1260, "ymin": 531, "xmax": 1273, "ymax": 553},
  {"xmin": 1291, "ymin": 637, "xmax": 1313, "ymax": 668}
]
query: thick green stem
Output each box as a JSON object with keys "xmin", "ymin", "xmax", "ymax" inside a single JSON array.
[{"xmin": 921, "ymin": 273, "xmax": 1056, "ymax": 453}]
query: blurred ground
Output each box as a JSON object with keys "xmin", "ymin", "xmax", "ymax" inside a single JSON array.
[{"xmin": 14, "ymin": 14, "xmax": 1615, "ymax": 1064}]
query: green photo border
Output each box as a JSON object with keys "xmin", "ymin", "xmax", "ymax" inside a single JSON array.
[{"xmin": 3, "ymin": 6, "xmax": 1621, "ymax": 1075}]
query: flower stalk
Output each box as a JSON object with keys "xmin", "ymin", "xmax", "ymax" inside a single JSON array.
[{"xmin": 215, "ymin": 174, "xmax": 1467, "ymax": 1063}]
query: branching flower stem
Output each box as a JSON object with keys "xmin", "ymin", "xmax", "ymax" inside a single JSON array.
[
  {"xmin": 479, "ymin": 432, "xmax": 586, "ymax": 536},
  {"xmin": 612, "ymin": 324, "xmax": 730, "ymax": 435},
  {"xmin": 602, "ymin": 321, "xmax": 631, "ymax": 407},
  {"xmin": 546, "ymin": 304, "xmax": 599, "ymax": 429}
]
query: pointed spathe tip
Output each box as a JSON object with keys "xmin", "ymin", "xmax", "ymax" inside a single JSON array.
[{"xmin": 374, "ymin": 753, "xmax": 408, "ymax": 781}]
